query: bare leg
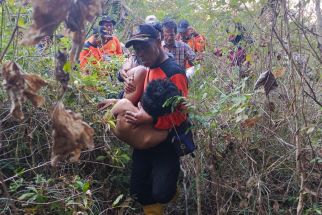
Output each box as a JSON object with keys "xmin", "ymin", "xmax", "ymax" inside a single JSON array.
[
  {"xmin": 98, "ymin": 66, "xmax": 146, "ymax": 111},
  {"xmin": 111, "ymin": 99, "xmax": 168, "ymax": 149}
]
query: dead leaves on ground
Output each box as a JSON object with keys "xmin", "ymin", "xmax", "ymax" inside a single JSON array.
[
  {"xmin": 1, "ymin": 61, "xmax": 47, "ymax": 120},
  {"xmin": 51, "ymin": 102, "xmax": 94, "ymax": 167},
  {"xmin": 254, "ymin": 70, "xmax": 278, "ymax": 96},
  {"xmin": 21, "ymin": 0, "xmax": 103, "ymax": 63}
]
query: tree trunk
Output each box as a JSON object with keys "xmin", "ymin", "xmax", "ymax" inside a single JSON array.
[{"xmin": 315, "ymin": 0, "xmax": 322, "ymax": 54}]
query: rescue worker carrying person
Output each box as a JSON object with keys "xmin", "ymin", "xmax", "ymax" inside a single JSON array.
[{"xmin": 104, "ymin": 24, "xmax": 193, "ymax": 215}]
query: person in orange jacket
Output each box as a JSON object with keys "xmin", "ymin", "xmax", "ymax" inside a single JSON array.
[
  {"xmin": 80, "ymin": 16, "xmax": 122, "ymax": 69},
  {"xmin": 177, "ymin": 20, "xmax": 206, "ymax": 53},
  {"xmin": 98, "ymin": 16, "xmax": 123, "ymax": 56},
  {"xmin": 177, "ymin": 20, "xmax": 206, "ymax": 67},
  {"xmin": 79, "ymin": 27, "xmax": 110, "ymax": 69}
]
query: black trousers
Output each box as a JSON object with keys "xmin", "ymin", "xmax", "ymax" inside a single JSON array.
[{"xmin": 130, "ymin": 139, "xmax": 180, "ymax": 205}]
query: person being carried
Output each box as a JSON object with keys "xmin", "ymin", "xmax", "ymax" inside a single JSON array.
[{"xmin": 110, "ymin": 79, "xmax": 182, "ymax": 149}]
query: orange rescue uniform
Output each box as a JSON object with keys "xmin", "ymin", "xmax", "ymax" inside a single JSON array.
[
  {"xmin": 143, "ymin": 58, "xmax": 188, "ymax": 130},
  {"xmin": 80, "ymin": 36, "xmax": 122, "ymax": 68},
  {"xmin": 187, "ymin": 34, "xmax": 206, "ymax": 53}
]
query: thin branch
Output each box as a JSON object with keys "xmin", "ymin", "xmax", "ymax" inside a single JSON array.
[
  {"xmin": 0, "ymin": 170, "xmax": 19, "ymax": 214},
  {"xmin": 272, "ymin": 27, "xmax": 322, "ymax": 108},
  {"xmin": 0, "ymin": 5, "xmax": 21, "ymax": 63},
  {"xmin": 0, "ymin": 26, "xmax": 17, "ymax": 63},
  {"xmin": 3, "ymin": 162, "xmax": 51, "ymax": 183}
]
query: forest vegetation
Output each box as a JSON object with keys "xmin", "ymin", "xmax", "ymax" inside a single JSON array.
[{"xmin": 0, "ymin": 0, "xmax": 322, "ymax": 214}]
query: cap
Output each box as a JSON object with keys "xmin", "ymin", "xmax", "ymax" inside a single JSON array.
[
  {"xmin": 153, "ymin": 22, "xmax": 162, "ymax": 32},
  {"xmin": 145, "ymin": 15, "xmax": 158, "ymax": 25},
  {"xmin": 178, "ymin": 19, "xmax": 189, "ymax": 33},
  {"xmin": 99, "ymin": 16, "xmax": 116, "ymax": 26},
  {"xmin": 125, "ymin": 24, "xmax": 160, "ymax": 48}
]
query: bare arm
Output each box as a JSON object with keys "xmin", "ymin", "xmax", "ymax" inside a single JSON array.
[
  {"xmin": 123, "ymin": 66, "xmax": 147, "ymax": 105},
  {"xmin": 111, "ymin": 99, "xmax": 168, "ymax": 149}
]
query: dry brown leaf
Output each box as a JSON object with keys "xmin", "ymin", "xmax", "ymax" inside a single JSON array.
[
  {"xmin": 241, "ymin": 116, "xmax": 261, "ymax": 128},
  {"xmin": 21, "ymin": 0, "xmax": 103, "ymax": 63},
  {"xmin": 51, "ymin": 102, "xmax": 94, "ymax": 167},
  {"xmin": 24, "ymin": 74, "xmax": 48, "ymax": 107},
  {"xmin": 1, "ymin": 61, "xmax": 47, "ymax": 120},
  {"xmin": 254, "ymin": 70, "xmax": 278, "ymax": 96},
  {"xmin": 21, "ymin": 0, "xmax": 73, "ymax": 45},
  {"xmin": 67, "ymin": 0, "xmax": 103, "ymax": 64},
  {"xmin": 272, "ymin": 67, "xmax": 286, "ymax": 78},
  {"xmin": 2, "ymin": 61, "xmax": 25, "ymax": 120},
  {"xmin": 55, "ymin": 50, "xmax": 70, "ymax": 92}
]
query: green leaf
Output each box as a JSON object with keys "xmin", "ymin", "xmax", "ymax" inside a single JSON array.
[
  {"xmin": 315, "ymin": 208, "xmax": 322, "ymax": 215},
  {"xmin": 75, "ymin": 181, "xmax": 84, "ymax": 191},
  {"xmin": 27, "ymin": 186, "xmax": 38, "ymax": 193},
  {"xmin": 96, "ymin": 155, "xmax": 107, "ymax": 161},
  {"xmin": 82, "ymin": 181, "xmax": 90, "ymax": 193},
  {"xmin": 18, "ymin": 192, "xmax": 36, "ymax": 201},
  {"xmin": 63, "ymin": 62, "xmax": 71, "ymax": 73},
  {"xmin": 112, "ymin": 194, "xmax": 124, "ymax": 207},
  {"xmin": 18, "ymin": 18, "xmax": 25, "ymax": 27},
  {"xmin": 307, "ymin": 126, "xmax": 315, "ymax": 134}
]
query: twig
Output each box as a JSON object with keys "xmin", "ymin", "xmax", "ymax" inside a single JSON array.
[
  {"xmin": 281, "ymin": 1, "xmax": 305, "ymax": 214},
  {"xmin": 0, "ymin": 4, "xmax": 5, "ymax": 52},
  {"xmin": 272, "ymin": 27, "xmax": 322, "ymax": 108},
  {"xmin": 3, "ymin": 161, "xmax": 51, "ymax": 182},
  {"xmin": 0, "ymin": 170, "xmax": 19, "ymax": 214},
  {"xmin": 180, "ymin": 164, "xmax": 189, "ymax": 215},
  {"xmin": 0, "ymin": 26, "xmax": 17, "ymax": 63},
  {"xmin": 0, "ymin": 6, "xmax": 21, "ymax": 63},
  {"xmin": 195, "ymin": 136, "xmax": 202, "ymax": 215},
  {"xmin": 303, "ymin": 91, "xmax": 322, "ymax": 107}
]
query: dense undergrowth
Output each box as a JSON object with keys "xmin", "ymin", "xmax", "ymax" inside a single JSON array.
[{"xmin": 1, "ymin": 0, "xmax": 322, "ymax": 214}]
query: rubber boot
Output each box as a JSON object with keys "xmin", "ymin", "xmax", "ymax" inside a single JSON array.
[{"xmin": 143, "ymin": 203, "xmax": 164, "ymax": 215}]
